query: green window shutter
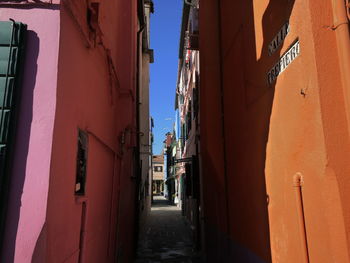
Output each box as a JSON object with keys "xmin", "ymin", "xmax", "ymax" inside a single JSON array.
[
  {"xmin": 0, "ymin": 20, "xmax": 26, "ymax": 207},
  {"xmin": 0, "ymin": 21, "xmax": 26, "ymax": 176}
]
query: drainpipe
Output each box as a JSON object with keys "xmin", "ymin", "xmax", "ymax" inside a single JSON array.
[
  {"xmin": 133, "ymin": 23, "xmax": 145, "ymax": 257},
  {"xmin": 332, "ymin": 0, "xmax": 350, "ymax": 131},
  {"xmin": 216, "ymin": 0, "xmax": 231, "ymax": 253},
  {"xmin": 293, "ymin": 173, "xmax": 309, "ymax": 263}
]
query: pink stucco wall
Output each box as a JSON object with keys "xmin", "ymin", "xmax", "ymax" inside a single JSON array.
[{"xmin": 0, "ymin": 6, "xmax": 60, "ymax": 263}]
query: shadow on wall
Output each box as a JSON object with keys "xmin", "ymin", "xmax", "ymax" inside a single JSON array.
[
  {"xmin": 246, "ymin": 0, "xmax": 297, "ymax": 101},
  {"xmin": 2, "ymin": 30, "xmax": 38, "ymax": 262},
  {"xmin": 204, "ymin": 0, "xmax": 296, "ymax": 262},
  {"xmin": 229, "ymin": 0, "xmax": 296, "ymax": 261}
]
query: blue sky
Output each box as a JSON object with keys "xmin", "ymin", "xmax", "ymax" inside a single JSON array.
[{"xmin": 150, "ymin": 0, "xmax": 183, "ymax": 155}]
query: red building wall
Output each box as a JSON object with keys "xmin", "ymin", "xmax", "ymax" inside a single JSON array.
[
  {"xmin": 42, "ymin": 1, "xmax": 139, "ymax": 262},
  {"xmin": 200, "ymin": 0, "xmax": 350, "ymax": 262}
]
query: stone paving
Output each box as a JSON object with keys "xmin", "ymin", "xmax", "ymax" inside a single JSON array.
[{"xmin": 135, "ymin": 195, "xmax": 201, "ymax": 263}]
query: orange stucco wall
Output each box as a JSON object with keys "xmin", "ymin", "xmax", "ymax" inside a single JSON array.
[{"xmin": 200, "ymin": 0, "xmax": 350, "ymax": 262}]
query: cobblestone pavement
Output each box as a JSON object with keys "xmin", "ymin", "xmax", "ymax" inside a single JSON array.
[{"xmin": 135, "ymin": 195, "xmax": 201, "ymax": 263}]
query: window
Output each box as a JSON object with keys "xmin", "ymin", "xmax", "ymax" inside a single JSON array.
[
  {"xmin": 193, "ymin": 74, "xmax": 199, "ymax": 119},
  {"xmin": 187, "ymin": 100, "xmax": 192, "ymax": 133},
  {"xmin": 75, "ymin": 130, "xmax": 88, "ymax": 195},
  {"xmin": 154, "ymin": 166, "xmax": 163, "ymax": 172}
]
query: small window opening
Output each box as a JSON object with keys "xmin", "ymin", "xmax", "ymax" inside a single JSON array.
[
  {"xmin": 75, "ymin": 130, "xmax": 88, "ymax": 195},
  {"xmin": 154, "ymin": 166, "xmax": 163, "ymax": 172}
]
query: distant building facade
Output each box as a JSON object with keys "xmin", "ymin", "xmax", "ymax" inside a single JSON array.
[
  {"xmin": 152, "ymin": 155, "xmax": 164, "ymax": 194},
  {"xmin": 164, "ymin": 132, "xmax": 174, "ymax": 201},
  {"xmin": 175, "ymin": 0, "xmax": 201, "ymax": 248}
]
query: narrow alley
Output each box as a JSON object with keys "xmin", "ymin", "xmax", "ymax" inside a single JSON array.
[
  {"xmin": 135, "ymin": 196, "xmax": 200, "ymax": 263},
  {"xmin": 1, "ymin": 0, "xmax": 350, "ymax": 262}
]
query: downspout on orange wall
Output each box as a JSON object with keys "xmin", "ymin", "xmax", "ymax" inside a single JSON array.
[
  {"xmin": 332, "ymin": 0, "xmax": 350, "ymax": 130},
  {"xmin": 293, "ymin": 173, "xmax": 309, "ymax": 263}
]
